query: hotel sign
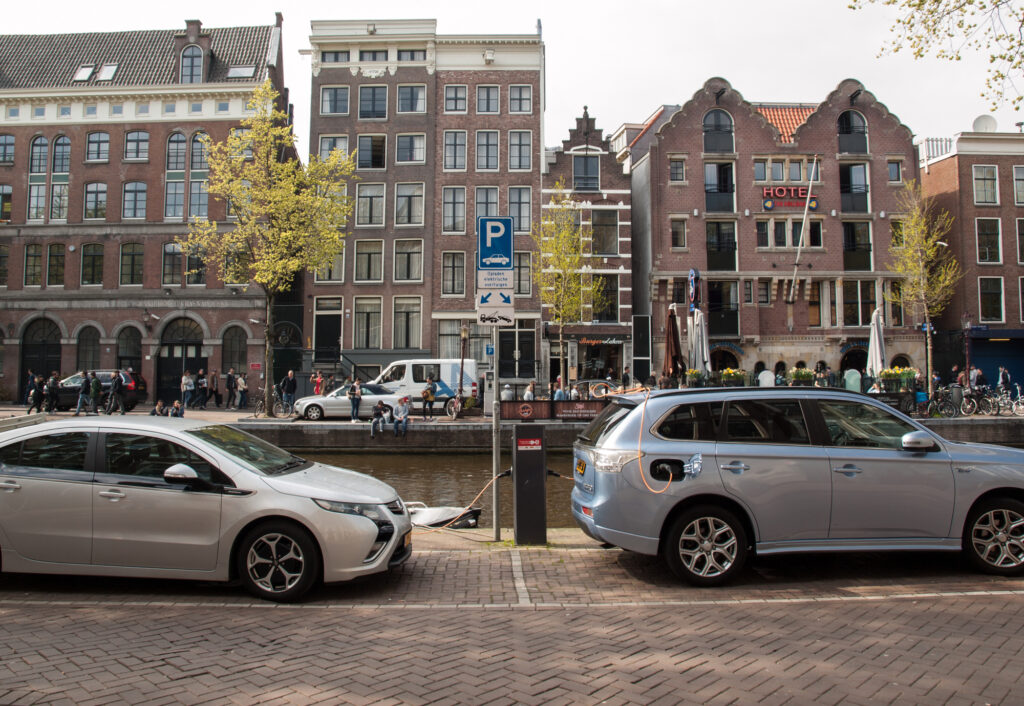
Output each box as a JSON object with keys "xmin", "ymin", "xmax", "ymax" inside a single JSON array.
[{"xmin": 762, "ymin": 186, "xmax": 819, "ymax": 211}]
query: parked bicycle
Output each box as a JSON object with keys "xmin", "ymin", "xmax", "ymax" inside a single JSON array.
[
  {"xmin": 252, "ymin": 386, "xmax": 285, "ymax": 417},
  {"xmin": 917, "ymin": 385, "xmax": 959, "ymax": 418}
]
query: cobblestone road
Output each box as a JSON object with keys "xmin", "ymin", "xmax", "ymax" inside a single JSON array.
[{"xmin": 1, "ymin": 534, "xmax": 1023, "ymax": 705}]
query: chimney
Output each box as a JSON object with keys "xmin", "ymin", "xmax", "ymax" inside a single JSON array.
[{"xmin": 185, "ymin": 19, "xmax": 202, "ymax": 43}]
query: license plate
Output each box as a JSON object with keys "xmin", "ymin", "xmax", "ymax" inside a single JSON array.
[{"xmin": 575, "ymin": 458, "xmax": 586, "ymax": 475}]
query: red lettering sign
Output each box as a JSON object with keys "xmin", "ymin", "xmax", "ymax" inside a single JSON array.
[{"xmin": 517, "ymin": 438, "xmax": 543, "ymax": 451}]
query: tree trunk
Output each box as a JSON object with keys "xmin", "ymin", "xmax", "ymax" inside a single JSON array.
[
  {"xmin": 559, "ymin": 325, "xmax": 567, "ymax": 392},
  {"xmin": 264, "ymin": 291, "xmax": 275, "ymax": 417},
  {"xmin": 925, "ymin": 313, "xmax": 934, "ymax": 398}
]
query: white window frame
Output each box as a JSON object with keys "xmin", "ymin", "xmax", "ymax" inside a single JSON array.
[
  {"xmin": 1018, "ymin": 218, "xmax": 1024, "ymax": 265},
  {"xmin": 508, "ymin": 130, "xmax": 532, "ymax": 171},
  {"xmin": 352, "ymin": 295, "xmax": 383, "ymax": 350},
  {"xmin": 396, "ymin": 84, "xmax": 427, "ymax": 114},
  {"xmin": 887, "ymin": 158, "xmax": 904, "ymax": 184},
  {"xmin": 353, "ymin": 239, "xmax": 385, "ymax": 283},
  {"xmin": 973, "ymin": 164, "xmax": 1000, "ymax": 205},
  {"xmin": 476, "ymin": 85, "xmax": 500, "ymax": 114},
  {"xmin": 394, "ymin": 182, "xmax": 425, "ymax": 227},
  {"xmin": 443, "ymin": 130, "xmax": 467, "ymax": 171},
  {"xmin": 444, "ymin": 85, "xmax": 468, "ymax": 113},
  {"xmin": 475, "ymin": 186, "xmax": 499, "ymax": 224},
  {"xmin": 508, "ymin": 186, "xmax": 531, "ymax": 234},
  {"xmin": 315, "ymin": 248, "xmax": 346, "ymax": 283},
  {"xmin": 358, "ymin": 84, "xmax": 388, "ymax": 121},
  {"xmin": 1020, "ymin": 277, "xmax": 1024, "ymax": 323},
  {"xmin": 355, "ymin": 183, "xmax": 386, "ymax": 227},
  {"xmin": 509, "ymin": 85, "xmax": 532, "ymax": 114},
  {"xmin": 356, "ymin": 134, "xmax": 387, "ymax": 171},
  {"xmin": 476, "ymin": 130, "xmax": 499, "ymax": 172},
  {"xmin": 669, "ymin": 215, "xmax": 688, "ymax": 250},
  {"xmin": 318, "ymin": 134, "xmax": 349, "ymax": 161},
  {"xmin": 392, "ymin": 295, "xmax": 423, "ymax": 350},
  {"xmin": 441, "ymin": 251, "xmax": 466, "ymax": 297},
  {"xmin": 394, "ymin": 133, "xmax": 426, "ymax": 165},
  {"xmin": 393, "ymin": 239, "xmax": 424, "ymax": 283},
  {"xmin": 1014, "ymin": 165, "xmax": 1024, "ymax": 206},
  {"xmin": 313, "ymin": 295, "xmax": 344, "ymax": 352},
  {"xmin": 978, "ymin": 276, "xmax": 1006, "ymax": 324},
  {"xmin": 319, "ymin": 87, "xmax": 348, "ymax": 116},
  {"xmin": 513, "ymin": 251, "xmax": 532, "ymax": 297},
  {"xmin": 442, "ymin": 186, "xmax": 466, "ymax": 234},
  {"xmin": 975, "ymin": 217, "xmax": 1003, "ymax": 264}
]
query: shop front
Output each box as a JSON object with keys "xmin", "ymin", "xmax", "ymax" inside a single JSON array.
[{"xmin": 545, "ymin": 327, "xmax": 632, "ymax": 384}]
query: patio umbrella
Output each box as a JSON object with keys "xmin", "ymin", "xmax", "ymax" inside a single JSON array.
[
  {"xmin": 688, "ymin": 308, "xmax": 712, "ymax": 377},
  {"xmin": 867, "ymin": 306, "xmax": 886, "ymax": 378},
  {"xmin": 663, "ymin": 306, "xmax": 684, "ymax": 378}
]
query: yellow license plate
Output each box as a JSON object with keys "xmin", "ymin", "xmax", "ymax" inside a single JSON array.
[{"xmin": 576, "ymin": 458, "xmax": 586, "ymax": 475}]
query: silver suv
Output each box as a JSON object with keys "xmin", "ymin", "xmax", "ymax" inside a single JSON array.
[{"xmin": 572, "ymin": 387, "xmax": 1024, "ymax": 585}]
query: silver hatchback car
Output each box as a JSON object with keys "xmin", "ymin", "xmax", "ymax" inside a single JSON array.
[
  {"xmin": 0, "ymin": 417, "xmax": 412, "ymax": 601},
  {"xmin": 573, "ymin": 387, "xmax": 1024, "ymax": 585}
]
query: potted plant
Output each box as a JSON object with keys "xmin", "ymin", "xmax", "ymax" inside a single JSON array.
[
  {"xmin": 789, "ymin": 367, "xmax": 814, "ymax": 385},
  {"xmin": 879, "ymin": 367, "xmax": 902, "ymax": 392},
  {"xmin": 685, "ymin": 369, "xmax": 705, "ymax": 387},
  {"xmin": 721, "ymin": 368, "xmax": 746, "ymax": 387}
]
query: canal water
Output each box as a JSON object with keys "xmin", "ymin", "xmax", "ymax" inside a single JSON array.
[{"xmin": 305, "ymin": 451, "xmax": 577, "ymax": 528}]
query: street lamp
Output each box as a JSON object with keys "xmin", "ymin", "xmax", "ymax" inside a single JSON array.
[
  {"xmin": 457, "ymin": 323, "xmax": 469, "ymax": 414},
  {"xmin": 962, "ymin": 312, "xmax": 972, "ymax": 387}
]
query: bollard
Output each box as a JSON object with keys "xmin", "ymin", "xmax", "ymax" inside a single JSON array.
[{"xmin": 512, "ymin": 424, "xmax": 546, "ymax": 545}]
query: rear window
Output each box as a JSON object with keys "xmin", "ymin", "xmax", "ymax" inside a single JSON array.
[
  {"xmin": 657, "ymin": 402, "xmax": 721, "ymax": 441},
  {"xmin": 578, "ymin": 401, "xmax": 636, "ymax": 445},
  {"xmin": 722, "ymin": 399, "xmax": 809, "ymax": 445}
]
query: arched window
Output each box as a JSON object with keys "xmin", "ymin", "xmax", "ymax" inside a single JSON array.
[
  {"xmin": 191, "ymin": 132, "xmax": 208, "ymax": 169},
  {"xmin": 77, "ymin": 326, "xmax": 100, "ymax": 371},
  {"xmin": 117, "ymin": 327, "xmax": 142, "ymax": 372},
  {"xmin": 703, "ymin": 109, "xmax": 733, "ymax": 152},
  {"xmin": 222, "ymin": 326, "xmax": 247, "ymax": 372},
  {"xmin": 181, "ymin": 45, "xmax": 203, "ymax": 84},
  {"xmin": 837, "ymin": 110, "xmax": 867, "ymax": 153},
  {"xmin": 52, "ymin": 136, "xmax": 71, "ymax": 173},
  {"xmin": 167, "ymin": 133, "xmax": 186, "ymax": 170},
  {"xmin": 30, "ymin": 136, "xmax": 48, "ymax": 173}
]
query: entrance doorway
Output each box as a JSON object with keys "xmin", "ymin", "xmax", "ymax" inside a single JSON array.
[
  {"xmin": 710, "ymin": 349, "xmax": 738, "ymax": 372},
  {"xmin": 157, "ymin": 318, "xmax": 206, "ymax": 404},
  {"xmin": 840, "ymin": 348, "xmax": 867, "ymax": 374},
  {"xmin": 21, "ymin": 318, "xmax": 62, "ymax": 398}
]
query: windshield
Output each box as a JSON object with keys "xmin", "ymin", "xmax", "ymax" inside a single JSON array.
[
  {"xmin": 186, "ymin": 425, "xmax": 309, "ymax": 476},
  {"xmin": 578, "ymin": 401, "xmax": 636, "ymax": 445}
]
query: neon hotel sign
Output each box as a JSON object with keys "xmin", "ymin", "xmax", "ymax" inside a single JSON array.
[{"xmin": 762, "ymin": 186, "xmax": 819, "ymax": 211}]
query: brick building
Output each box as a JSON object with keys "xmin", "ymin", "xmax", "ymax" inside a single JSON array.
[
  {"xmin": 541, "ymin": 108, "xmax": 633, "ymax": 385},
  {"xmin": 624, "ymin": 77, "xmax": 922, "ymax": 381},
  {"xmin": 0, "ymin": 16, "xmax": 291, "ymax": 403},
  {"xmin": 304, "ymin": 19, "xmax": 544, "ymax": 385},
  {"xmin": 920, "ymin": 125, "xmax": 1024, "ymax": 381}
]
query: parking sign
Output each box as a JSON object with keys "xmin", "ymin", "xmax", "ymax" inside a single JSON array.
[{"xmin": 477, "ymin": 217, "xmax": 514, "ymax": 270}]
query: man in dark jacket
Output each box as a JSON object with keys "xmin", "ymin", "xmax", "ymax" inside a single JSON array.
[
  {"xmin": 45, "ymin": 372, "xmax": 60, "ymax": 413},
  {"xmin": 107, "ymin": 369, "xmax": 126, "ymax": 415},
  {"xmin": 279, "ymin": 370, "xmax": 297, "ymax": 415},
  {"xmin": 26, "ymin": 375, "xmax": 44, "ymax": 414},
  {"xmin": 73, "ymin": 371, "xmax": 91, "ymax": 416},
  {"xmin": 225, "ymin": 368, "xmax": 237, "ymax": 409}
]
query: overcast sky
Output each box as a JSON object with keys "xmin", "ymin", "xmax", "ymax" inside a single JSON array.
[{"xmin": 6, "ymin": 0, "xmax": 1021, "ymax": 158}]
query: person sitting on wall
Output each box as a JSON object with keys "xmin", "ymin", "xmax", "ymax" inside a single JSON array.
[
  {"xmin": 150, "ymin": 400, "xmax": 169, "ymax": 416},
  {"xmin": 393, "ymin": 397, "xmax": 410, "ymax": 437}
]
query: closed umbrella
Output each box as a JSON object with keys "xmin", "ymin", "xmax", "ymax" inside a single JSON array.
[
  {"xmin": 663, "ymin": 306, "xmax": 684, "ymax": 379},
  {"xmin": 867, "ymin": 307, "xmax": 886, "ymax": 378},
  {"xmin": 689, "ymin": 308, "xmax": 711, "ymax": 377}
]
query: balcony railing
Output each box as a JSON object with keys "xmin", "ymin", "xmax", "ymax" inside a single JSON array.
[
  {"xmin": 838, "ymin": 132, "xmax": 867, "ymax": 154},
  {"xmin": 705, "ymin": 190, "xmax": 734, "ymax": 213},
  {"xmin": 843, "ymin": 247, "xmax": 872, "ymax": 271},
  {"xmin": 840, "ymin": 186, "xmax": 869, "ymax": 213},
  {"xmin": 708, "ymin": 306, "xmax": 739, "ymax": 337},
  {"xmin": 707, "ymin": 247, "xmax": 737, "ymax": 271},
  {"xmin": 573, "ymin": 176, "xmax": 599, "ymax": 192}
]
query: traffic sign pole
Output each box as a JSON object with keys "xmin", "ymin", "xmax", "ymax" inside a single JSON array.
[{"xmin": 492, "ymin": 325, "xmax": 500, "ymax": 541}]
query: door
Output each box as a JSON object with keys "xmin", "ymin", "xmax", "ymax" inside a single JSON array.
[
  {"xmin": 0, "ymin": 431, "xmax": 93, "ymax": 564},
  {"xmin": 818, "ymin": 399, "xmax": 954, "ymax": 538},
  {"xmin": 716, "ymin": 398, "xmax": 830, "ymax": 541},
  {"xmin": 92, "ymin": 431, "xmax": 222, "ymax": 571},
  {"xmin": 157, "ymin": 318, "xmax": 206, "ymax": 404},
  {"xmin": 21, "ymin": 318, "xmax": 62, "ymax": 400}
]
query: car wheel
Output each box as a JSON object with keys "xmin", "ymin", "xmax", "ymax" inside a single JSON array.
[
  {"xmin": 236, "ymin": 521, "xmax": 320, "ymax": 602},
  {"xmin": 964, "ymin": 498, "xmax": 1024, "ymax": 576},
  {"xmin": 663, "ymin": 505, "xmax": 748, "ymax": 586},
  {"xmin": 304, "ymin": 405, "xmax": 324, "ymax": 421}
]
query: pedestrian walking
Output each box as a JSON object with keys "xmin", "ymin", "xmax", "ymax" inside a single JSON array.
[
  {"xmin": 73, "ymin": 371, "xmax": 91, "ymax": 415},
  {"xmin": 209, "ymin": 368, "xmax": 222, "ymax": 407},
  {"xmin": 23, "ymin": 368, "xmax": 34, "ymax": 405},
  {"xmin": 237, "ymin": 373, "xmax": 248, "ymax": 409},
  {"xmin": 347, "ymin": 379, "xmax": 363, "ymax": 422},
  {"xmin": 44, "ymin": 371, "xmax": 60, "ymax": 413},
  {"xmin": 999, "ymin": 365, "xmax": 1012, "ymax": 392},
  {"xmin": 107, "ymin": 369, "xmax": 127, "ymax": 415},
  {"xmin": 421, "ymin": 375, "xmax": 437, "ymax": 419},
  {"xmin": 622, "ymin": 366, "xmax": 631, "ymax": 388},
  {"xmin": 27, "ymin": 375, "xmax": 44, "ymax": 414},
  {"xmin": 393, "ymin": 396, "xmax": 410, "ymax": 437},
  {"xmin": 89, "ymin": 371, "xmax": 102, "ymax": 414},
  {"xmin": 279, "ymin": 370, "xmax": 298, "ymax": 415},
  {"xmin": 194, "ymin": 369, "xmax": 208, "ymax": 409},
  {"xmin": 370, "ymin": 400, "xmax": 387, "ymax": 438},
  {"xmin": 181, "ymin": 370, "xmax": 195, "ymax": 409},
  {"xmin": 225, "ymin": 367, "xmax": 237, "ymax": 409}
]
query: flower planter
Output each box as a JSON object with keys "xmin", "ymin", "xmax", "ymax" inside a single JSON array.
[{"xmin": 722, "ymin": 379, "xmax": 745, "ymax": 387}]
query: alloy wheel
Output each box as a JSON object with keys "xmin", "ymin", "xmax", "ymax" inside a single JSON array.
[
  {"xmin": 246, "ymin": 532, "xmax": 306, "ymax": 593},
  {"xmin": 678, "ymin": 516, "xmax": 738, "ymax": 578},
  {"xmin": 972, "ymin": 508, "xmax": 1024, "ymax": 569}
]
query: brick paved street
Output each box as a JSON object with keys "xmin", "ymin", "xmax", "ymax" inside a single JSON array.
[{"xmin": 1, "ymin": 530, "xmax": 1023, "ymax": 704}]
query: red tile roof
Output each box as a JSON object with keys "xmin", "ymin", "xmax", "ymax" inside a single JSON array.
[
  {"xmin": 629, "ymin": 106, "xmax": 665, "ymax": 148},
  {"xmin": 754, "ymin": 104, "xmax": 816, "ymax": 143}
]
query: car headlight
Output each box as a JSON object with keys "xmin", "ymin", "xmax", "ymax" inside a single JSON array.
[
  {"xmin": 591, "ymin": 449, "xmax": 642, "ymax": 474},
  {"xmin": 313, "ymin": 499, "xmax": 388, "ymax": 521}
]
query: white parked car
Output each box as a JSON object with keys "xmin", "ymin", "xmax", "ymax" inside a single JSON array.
[
  {"xmin": 294, "ymin": 383, "xmax": 402, "ymax": 421},
  {"xmin": 0, "ymin": 417, "xmax": 412, "ymax": 602}
]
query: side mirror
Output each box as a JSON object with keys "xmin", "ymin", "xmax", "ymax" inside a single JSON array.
[
  {"xmin": 164, "ymin": 463, "xmax": 199, "ymax": 484},
  {"xmin": 902, "ymin": 431, "xmax": 938, "ymax": 452}
]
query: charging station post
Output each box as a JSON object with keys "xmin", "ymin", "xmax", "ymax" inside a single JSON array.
[{"xmin": 512, "ymin": 424, "xmax": 546, "ymax": 545}]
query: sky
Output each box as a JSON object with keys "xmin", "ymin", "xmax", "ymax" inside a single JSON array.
[{"xmin": 5, "ymin": 0, "xmax": 1022, "ymax": 158}]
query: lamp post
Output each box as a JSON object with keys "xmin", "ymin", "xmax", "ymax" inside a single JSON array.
[
  {"xmin": 962, "ymin": 311, "xmax": 972, "ymax": 387},
  {"xmin": 457, "ymin": 323, "xmax": 469, "ymax": 416}
]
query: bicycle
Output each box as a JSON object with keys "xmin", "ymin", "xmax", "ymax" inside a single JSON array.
[{"xmin": 252, "ymin": 386, "xmax": 285, "ymax": 417}]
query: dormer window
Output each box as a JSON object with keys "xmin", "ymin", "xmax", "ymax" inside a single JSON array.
[
  {"xmin": 73, "ymin": 65, "xmax": 94, "ymax": 81},
  {"xmin": 181, "ymin": 45, "xmax": 203, "ymax": 84},
  {"xmin": 226, "ymin": 66, "xmax": 255, "ymax": 79},
  {"xmin": 96, "ymin": 64, "xmax": 118, "ymax": 81},
  {"xmin": 703, "ymin": 109, "xmax": 734, "ymax": 152}
]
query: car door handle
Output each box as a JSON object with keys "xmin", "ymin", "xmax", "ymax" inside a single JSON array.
[
  {"xmin": 98, "ymin": 489, "xmax": 125, "ymax": 500},
  {"xmin": 721, "ymin": 462, "xmax": 749, "ymax": 474},
  {"xmin": 834, "ymin": 465, "xmax": 863, "ymax": 477},
  {"xmin": 0, "ymin": 479, "xmax": 20, "ymax": 492}
]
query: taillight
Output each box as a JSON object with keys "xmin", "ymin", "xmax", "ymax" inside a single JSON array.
[{"xmin": 126, "ymin": 380, "xmax": 136, "ymax": 390}]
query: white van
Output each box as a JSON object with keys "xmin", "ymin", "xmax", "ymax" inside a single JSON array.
[{"xmin": 373, "ymin": 359, "xmax": 479, "ymax": 416}]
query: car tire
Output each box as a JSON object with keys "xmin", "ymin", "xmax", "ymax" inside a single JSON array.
[
  {"xmin": 964, "ymin": 498, "xmax": 1024, "ymax": 576},
  {"xmin": 236, "ymin": 521, "xmax": 321, "ymax": 602},
  {"xmin": 304, "ymin": 405, "xmax": 324, "ymax": 421},
  {"xmin": 663, "ymin": 505, "xmax": 748, "ymax": 587}
]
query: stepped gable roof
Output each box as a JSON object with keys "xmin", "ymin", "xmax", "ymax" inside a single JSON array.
[
  {"xmin": 753, "ymin": 104, "xmax": 816, "ymax": 144},
  {"xmin": 0, "ymin": 24, "xmax": 274, "ymax": 90}
]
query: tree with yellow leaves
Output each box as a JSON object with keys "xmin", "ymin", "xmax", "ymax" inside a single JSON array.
[
  {"xmin": 182, "ymin": 80, "xmax": 355, "ymax": 415},
  {"xmin": 886, "ymin": 179, "xmax": 962, "ymax": 396},
  {"xmin": 532, "ymin": 180, "xmax": 606, "ymax": 386}
]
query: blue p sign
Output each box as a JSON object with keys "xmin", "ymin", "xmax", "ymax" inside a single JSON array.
[{"xmin": 478, "ymin": 216, "xmax": 514, "ymax": 270}]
